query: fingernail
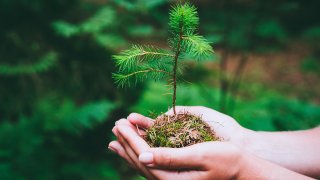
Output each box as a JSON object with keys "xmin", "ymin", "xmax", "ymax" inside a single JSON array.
[
  {"xmin": 127, "ymin": 113, "xmax": 138, "ymax": 120},
  {"xmin": 108, "ymin": 145, "xmax": 117, "ymax": 153},
  {"xmin": 115, "ymin": 120, "xmax": 119, "ymax": 126},
  {"xmin": 112, "ymin": 127, "xmax": 118, "ymax": 136},
  {"xmin": 139, "ymin": 152, "xmax": 153, "ymax": 164}
]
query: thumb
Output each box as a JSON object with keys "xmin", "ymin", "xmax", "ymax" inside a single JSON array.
[{"xmin": 139, "ymin": 145, "xmax": 205, "ymax": 169}]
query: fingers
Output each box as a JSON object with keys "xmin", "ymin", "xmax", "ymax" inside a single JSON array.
[
  {"xmin": 112, "ymin": 119, "xmax": 208, "ymax": 180},
  {"xmin": 117, "ymin": 132, "xmax": 156, "ymax": 179},
  {"xmin": 116, "ymin": 130, "xmax": 205, "ymax": 180},
  {"xmin": 114, "ymin": 118, "xmax": 146, "ymax": 136},
  {"xmin": 115, "ymin": 115, "xmax": 205, "ymax": 170},
  {"xmin": 117, "ymin": 125, "xmax": 151, "ymax": 154},
  {"xmin": 116, "ymin": 126, "xmax": 171, "ymax": 180},
  {"xmin": 127, "ymin": 113, "xmax": 154, "ymax": 129},
  {"xmin": 112, "ymin": 124, "xmax": 157, "ymax": 179},
  {"xmin": 139, "ymin": 145, "xmax": 205, "ymax": 169},
  {"xmin": 115, "ymin": 118, "xmax": 135, "ymax": 129},
  {"xmin": 108, "ymin": 141, "xmax": 136, "ymax": 169}
]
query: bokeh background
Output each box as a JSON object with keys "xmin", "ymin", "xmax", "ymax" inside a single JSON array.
[{"xmin": 1, "ymin": 0, "xmax": 320, "ymax": 179}]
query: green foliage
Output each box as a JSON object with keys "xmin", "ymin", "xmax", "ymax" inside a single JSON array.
[
  {"xmin": 256, "ymin": 20, "xmax": 287, "ymax": 40},
  {"xmin": 2, "ymin": 0, "xmax": 320, "ymax": 179},
  {"xmin": 127, "ymin": 25, "xmax": 154, "ymax": 37},
  {"xmin": 53, "ymin": 7, "xmax": 116, "ymax": 36},
  {"xmin": 114, "ymin": 45, "xmax": 173, "ymax": 73},
  {"xmin": 113, "ymin": 0, "xmax": 167, "ymax": 11},
  {"xmin": 52, "ymin": 6, "xmax": 127, "ymax": 50},
  {"xmin": 0, "ymin": 98, "xmax": 119, "ymax": 179},
  {"xmin": 113, "ymin": 2, "xmax": 214, "ymax": 109},
  {"xmin": 113, "ymin": 45, "xmax": 173, "ymax": 86},
  {"xmin": 303, "ymin": 26, "xmax": 320, "ymax": 39},
  {"xmin": 181, "ymin": 34, "xmax": 214, "ymax": 59},
  {"xmin": 300, "ymin": 56, "xmax": 320, "ymax": 74},
  {"xmin": 235, "ymin": 92, "xmax": 320, "ymax": 131},
  {"xmin": 0, "ymin": 0, "xmax": 168, "ymax": 179},
  {"xmin": 52, "ymin": 0, "xmax": 168, "ymax": 51},
  {"xmin": 35, "ymin": 98, "xmax": 116, "ymax": 133},
  {"xmin": 169, "ymin": 3, "xmax": 199, "ymax": 35},
  {"xmin": 0, "ymin": 52, "xmax": 57, "ymax": 75},
  {"xmin": 132, "ymin": 82, "xmax": 219, "ymax": 114},
  {"xmin": 52, "ymin": 21, "xmax": 80, "ymax": 38},
  {"xmin": 134, "ymin": 82, "xmax": 320, "ymax": 132},
  {"xmin": 81, "ymin": 7, "xmax": 116, "ymax": 33}
]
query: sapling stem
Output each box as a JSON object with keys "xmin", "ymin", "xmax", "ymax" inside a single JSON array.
[{"xmin": 172, "ymin": 22, "xmax": 183, "ymax": 115}]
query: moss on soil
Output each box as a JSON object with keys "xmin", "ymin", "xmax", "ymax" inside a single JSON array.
[{"xmin": 145, "ymin": 113, "xmax": 219, "ymax": 148}]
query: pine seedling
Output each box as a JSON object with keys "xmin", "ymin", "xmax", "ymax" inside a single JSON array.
[{"xmin": 113, "ymin": 2, "xmax": 213, "ymax": 114}]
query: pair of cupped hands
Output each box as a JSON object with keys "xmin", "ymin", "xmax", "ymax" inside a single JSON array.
[
  {"xmin": 109, "ymin": 106, "xmax": 312, "ymax": 180},
  {"xmin": 109, "ymin": 106, "xmax": 254, "ymax": 179}
]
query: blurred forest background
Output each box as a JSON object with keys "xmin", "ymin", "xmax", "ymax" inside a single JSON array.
[{"xmin": 1, "ymin": 0, "xmax": 320, "ymax": 179}]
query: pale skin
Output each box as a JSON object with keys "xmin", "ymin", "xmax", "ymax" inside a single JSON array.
[{"xmin": 109, "ymin": 106, "xmax": 320, "ymax": 179}]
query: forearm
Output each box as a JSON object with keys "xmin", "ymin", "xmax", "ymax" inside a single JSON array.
[
  {"xmin": 243, "ymin": 127, "xmax": 320, "ymax": 177},
  {"xmin": 237, "ymin": 152, "xmax": 314, "ymax": 180}
]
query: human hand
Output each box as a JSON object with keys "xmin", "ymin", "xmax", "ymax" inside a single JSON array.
[
  {"xmin": 110, "ymin": 106, "xmax": 320, "ymax": 178},
  {"xmin": 109, "ymin": 106, "xmax": 250, "ymax": 178},
  {"xmin": 111, "ymin": 122, "xmax": 244, "ymax": 180},
  {"xmin": 110, "ymin": 123, "xmax": 311, "ymax": 180},
  {"xmin": 108, "ymin": 118, "xmax": 155, "ymax": 179},
  {"xmin": 126, "ymin": 106, "xmax": 253, "ymax": 148}
]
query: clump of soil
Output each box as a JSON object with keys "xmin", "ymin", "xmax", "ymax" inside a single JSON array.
[{"xmin": 145, "ymin": 113, "xmax": 219, "ymax": 148}]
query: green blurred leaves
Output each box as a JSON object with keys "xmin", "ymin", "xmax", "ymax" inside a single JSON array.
[
  {"xmin": 134, "ymin": 82, "xmax": 320, "ymax": 131},
  {"xmin": 52, "ymin": 6, "xmax": 127, "ymax": 50},
  {"xmin": 81, "ymin": 7, "xmax": 116, "ymax": 33},
  {"xmin": 36, "ymin": 98, "xmax": 115, "ymax": 133},
  {"xmin": 53, "ymin": 7, "xmax": 116, "ymax": 36},
  {"xmin": 52, "ymin": 21, "xmax": 80, "ymax": 38},
  {"xmin": 256, "ymin": 20, "xmax": 287, "ymax": 40},
  {"xmin": 300, "ymin": 56, "xmax": 320, "ymax": 74},
  {"xmin": 0, "ymin": 52, "xmax": 58, "ymax": 75},
  {"xmin": 2, "ymin": 0, "xmax": 320, "ymax": 179},
  {"xmin": 303, "ymin": 26, "xmax": 320, "ymax": 39},
  {"xmin": 0, "ymin": 98, "xmax": 118, "ymax": 179},
  {"xmin": 114, "ymin": 0, "xmax": 167, "ymax": 11},
  {"xmin": 133, "ymin": 82, "xmax": 219, "ymax": 114}
]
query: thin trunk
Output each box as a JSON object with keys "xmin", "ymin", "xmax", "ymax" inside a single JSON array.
[{"xmin": 172, "ymin": 23, "xmax": 183, "ymax": 115}]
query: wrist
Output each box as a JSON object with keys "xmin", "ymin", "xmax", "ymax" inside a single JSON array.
[
  {"xmin": 233, "ymin": 149, "xmax": 254, "ymax": 179},
  {"xmin": 230, "ymin": 127, "xmax": 260, "ymax": 151},
  {"xmin": 239, "ymin": 128, "xmax": 263, "ymax": 155},
  {"xmin": 240, "ymin": 129, "xmax": 276, "ymax": 167},
  {"xmin": 233, "ymin": 129, "xmax": 271, "ymax": 179}
]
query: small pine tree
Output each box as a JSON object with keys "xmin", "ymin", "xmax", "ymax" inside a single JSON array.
[{"xmin": 113, "ymin": 2, "xmax": 213, "ymax": 114}]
